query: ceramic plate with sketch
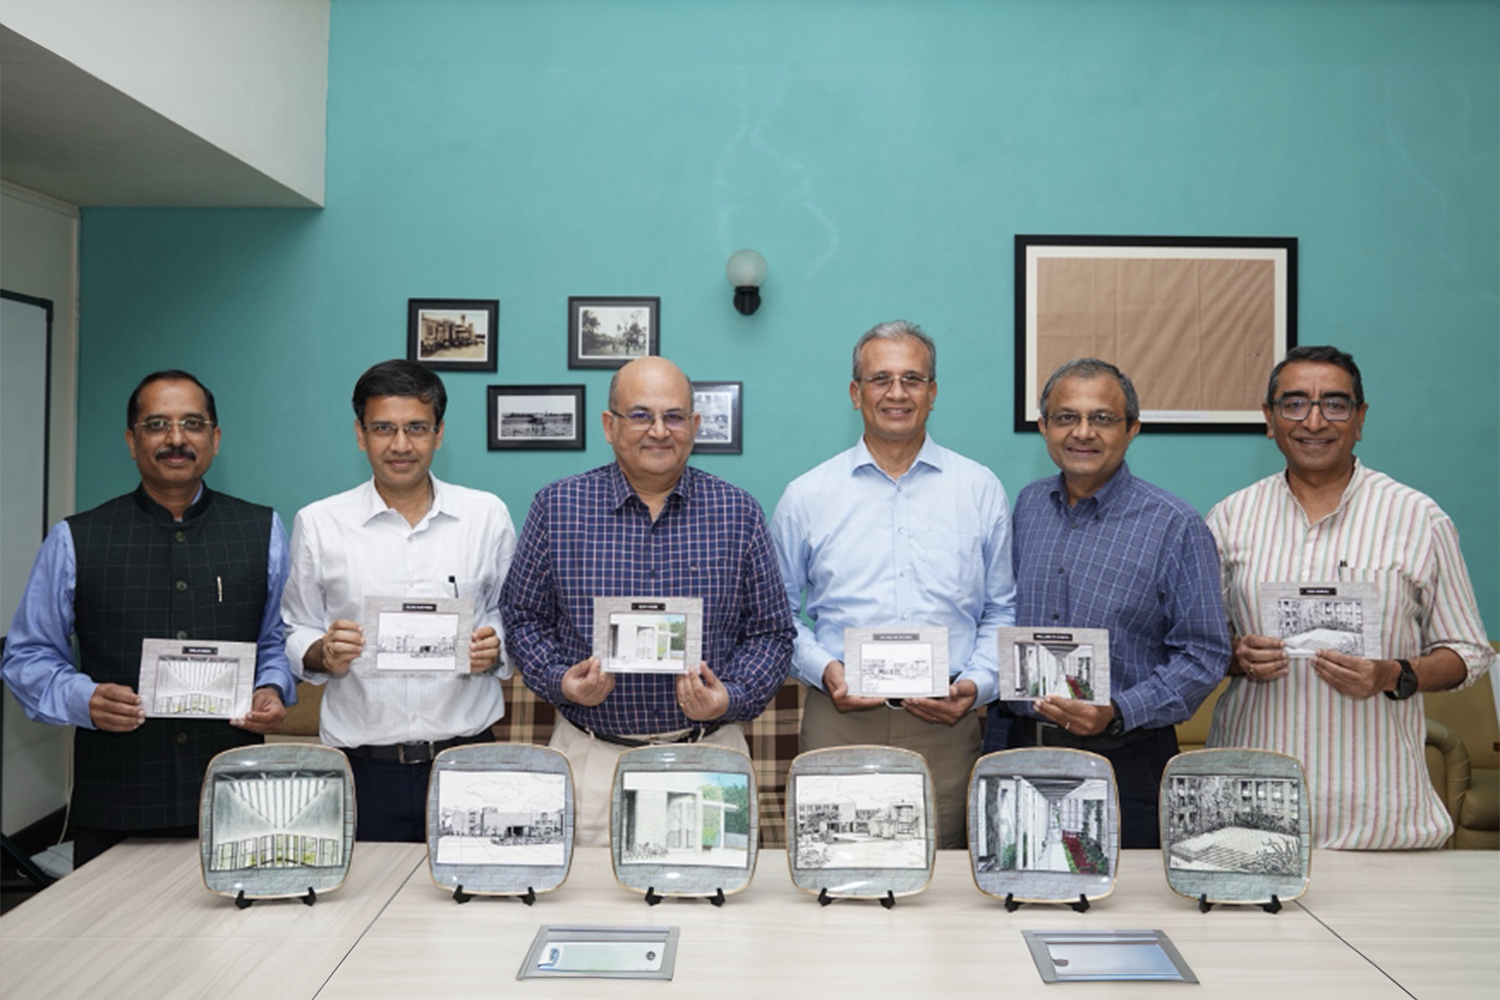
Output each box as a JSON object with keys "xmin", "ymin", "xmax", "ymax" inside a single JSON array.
[
  {"xmin": 1160, "ymin": 748, "xmax": 1311, "ymax": 905},
  {"xmin": 968, "ymin": 749, "xmax": 1119, "ymax": 904},
  {"xmin": 786, "ymin": 746, "xmax": 935, "ymax": 899},
  {"xmin": 609, "ymin": 744, "xmax": 758, "ymax": 898},
  {"xmin": 426, "ymin": 743, "xmax": 575, "ymax": 897},
  {"xmin": 199, "ymin": 743, "xmax": 355, "ymax": 900}
]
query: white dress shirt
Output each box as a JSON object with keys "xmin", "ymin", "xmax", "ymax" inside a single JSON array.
[{"xmin": 282, "ymin": 476, "xmax": 517, "ymax": 748}]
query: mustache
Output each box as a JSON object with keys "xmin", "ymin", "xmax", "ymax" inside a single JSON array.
[{"xmin": 154, "ymin": 444, "xmax": 197, "ymax": 461}]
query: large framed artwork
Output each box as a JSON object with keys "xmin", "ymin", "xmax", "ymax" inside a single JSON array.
[{"xmin": 1015, "ymin": 235, "xmax": 1297, "ymax": 433}]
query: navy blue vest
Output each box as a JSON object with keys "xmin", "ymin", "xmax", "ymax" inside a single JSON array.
[{"xmin": 68, "ymin": 485, "xmax": 272, "ymax": 829}]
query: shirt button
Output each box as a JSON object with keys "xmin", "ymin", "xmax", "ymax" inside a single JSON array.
[
  {"xmin": 1057, "ymin": 567, "xmax": 1064, "ymax": 575},
  {"xmin": 175, "ymin": 733, "xmax": 188, "ymax": 745},
  {"xmin": 175, "ymin": 580, "xmax": 188, "ymax": 592},
  {"xmin": 897, "ymin": 528, "xmax": 905, "ymax": 535},
  {"xmin": 174, "ymin": 530, "xmax": 186, "ymax": 543},
  {"xmin": 176, "ymin": 630, "xmax": 188, "ymax": 640}
]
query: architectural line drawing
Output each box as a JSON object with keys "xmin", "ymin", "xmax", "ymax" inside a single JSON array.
[
  {"xmin": 794, "ymin": 772, "xmax": 927, "ymax": 870},
  {"xmin": 1012, "ymin": 640, "xmax": 1096, "ymax": 700},
  {"xmin": 1166, "ymin": 774, "xmax": 1300, "ymax": 874},
  {"xmin": 973, "ymin": 775, "xmax": 1109, "ymax": 875},
  {"xmin": 209, "ymin": 771, "xmax": 345, "ymax": 871},
  {"xmin": 435, "ymin": 770, "xmax": 567, "ymax": 866},
  {"xmin": 605, "ymin": 612, "xmax": 687, "ymax": 672},
  {"xmin": 1274, "ymin": 597, "xmax": 1362, "ymax": 656},
  {"xmin": 618, "ymin": 771, "xmax": 751, "ymax": 868},
  {"xmin": 152, "ymin": 655, "xmax": 239, "ymax": 715}
]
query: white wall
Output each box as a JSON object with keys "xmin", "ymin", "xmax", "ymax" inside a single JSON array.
[
  {"xmin": 0, "ymin": 181, "xmax": 78, "ymax": 834},
  {"xmin": 1, "ymin": 0, "xmax": 328, "ymax": 205}
]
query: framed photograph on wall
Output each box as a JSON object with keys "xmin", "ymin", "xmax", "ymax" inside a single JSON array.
[
  {"xmin": 407, "ymin": 298, "xmax": 499, "ymax": 371},
  {"xmin": 567, "ymin": 296, "xmax": 660, "ymax": 369},
  {"xmin": 1015, "ymin": 236, "xmax": 1297, "ymax": 433},
  {"xmin": 487, "ymin": 385, "xmax": 586, "ymax": 451},
  {"xmin": 691, "ymin": 380, "xmax": 742, "ymax": 454}
]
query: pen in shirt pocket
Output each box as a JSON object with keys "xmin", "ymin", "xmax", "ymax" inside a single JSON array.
[
  {"xmin": 448, "ymin": 574, "xmax": 459, "ymax": 598},
  {"xmin": 217, "ymin": 575, "xmax": 223, "ymax": 603}
]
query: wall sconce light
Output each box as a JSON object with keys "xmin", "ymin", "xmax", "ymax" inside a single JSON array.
[{"xmin": 726, "ymin": 249, "xmax": 766, "ymax": 315}]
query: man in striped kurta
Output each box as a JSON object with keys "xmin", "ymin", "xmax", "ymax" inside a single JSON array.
[{"xmin": 1206, "ymin": 345, "xmax": 1493, "ymax": 849}]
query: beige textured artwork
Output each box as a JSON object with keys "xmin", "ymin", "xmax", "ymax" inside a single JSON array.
[{"xmin": 1033, "ymin": 255, "xmax": 1279, "ymax": 419}]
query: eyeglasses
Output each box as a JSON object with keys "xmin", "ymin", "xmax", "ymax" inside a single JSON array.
[
  {"xmin": 134, "ymin": 417, "xmax": 214, "ymax": 436},
  {"xmin": 610, "ymin": 409, "xmax": 690, "ymax": 431},
  {"xmin": 857, "ymin": 373, "xmax": 932, "ymax": 391},
  {"xmin": 1272, "ymin": 396, "xmax": 1355, "ymax": 422},
  {"xmin": 363, "ymin": 421, "xmax": 437, "ymax": 439},
  {"xmin": 1045, "ymin": 411, "xmax": 1127, "ymax": 429}
]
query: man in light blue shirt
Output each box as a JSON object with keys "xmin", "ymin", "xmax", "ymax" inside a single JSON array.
[{"xmin": 770, "ymin": 321, "xmax": 1016, "ymax": 848}]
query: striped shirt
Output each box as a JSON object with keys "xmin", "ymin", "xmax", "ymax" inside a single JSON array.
[
  {"xmin": 1205, "ymin": 461, "xmax": 1494, "ymax": 849},
  {"xmin": 500, "ymin": 463, "xmax": 794, "ymax": 736}
]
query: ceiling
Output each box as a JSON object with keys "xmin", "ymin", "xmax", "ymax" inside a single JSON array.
[{"xmin": 0, "ymin": 24, "xmax": 317, "ymax": 208}]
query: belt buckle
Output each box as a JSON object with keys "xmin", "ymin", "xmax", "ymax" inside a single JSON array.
[{"xmin": 397, "ymin": 742, "xmax": 433, "ymax": 765}]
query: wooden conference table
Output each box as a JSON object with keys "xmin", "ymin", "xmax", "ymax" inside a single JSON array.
[{"xmin": 1, "ymin": 843, "xmax": 1494, "ymax": 999}]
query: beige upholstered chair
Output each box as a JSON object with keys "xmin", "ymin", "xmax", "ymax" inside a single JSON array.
[{"xmin": 1424, "ymin": 667, "xmax": 1498, "ymax": 850}]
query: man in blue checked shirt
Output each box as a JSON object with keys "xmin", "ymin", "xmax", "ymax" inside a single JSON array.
[
  {"xmin": 501, "ymin": 356, "xmax": 795, "ymax": 845},
  {"xmin": 985, "ymin": 358, "xmax": 1230, "ymax": 849}
]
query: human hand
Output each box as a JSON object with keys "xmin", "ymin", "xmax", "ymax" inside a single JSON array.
[
  {"xmin": 1034, "ymin": 695, "xmax": 1115, "ymax": 737},
  {"xmin": 903, "ymin": 679, "xmax": 978, "ymax": 726},
  {"xmin": 560, "ymin": 656, "xmax": 615, "ymax": 706},
  {"xmin": 89, "ymin": 683, "xmax": 145, "ymax": 732},
  {"xmin": 1311, "ymin": 649, "xmax": 1394, "ymax": 699},
  {"xmin": 316, "ymin": 619, "xmax": 364, "ymax": 675},
  {"xmin": 676, "ymin": 662, "xmax": 729, "ymax": 722},
  {"xmin": 232, "ymin": 686, "xmax": 287, "ymax": 733},
  {"xmin": 1234, "ymin": 634, "xmax": 1289, "ymax": 682},
  {"xmin": 821, "ymin": 660, "xmax": 884, "ymax": 712},
  {"xmin": 469, "ymin": 627, "xmax": 500, "ymax": 673}
]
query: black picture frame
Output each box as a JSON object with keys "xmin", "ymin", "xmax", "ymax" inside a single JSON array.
[
  {"xmin": 487, "ymin": 384, "xmax": 587, "ymax": 451},
  {"xmin": 690, "ymin": 380, "xmax": 742, "ymax": 455},
  {"xmin": 408, "ymin": 298, "xmax": 499, "ymax": 372},
  {"xmin": 1014, "ymin": 235, "xmax": 1297, "ymax": 434},
  {"xmin": 567, "ymin": 296, "xmax": 660, "ymax": 370}
]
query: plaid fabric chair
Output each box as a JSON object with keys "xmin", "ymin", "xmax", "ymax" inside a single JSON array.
[{"xmin": 493, "ymin": 673, "xmax": 806, "ymax": 848}]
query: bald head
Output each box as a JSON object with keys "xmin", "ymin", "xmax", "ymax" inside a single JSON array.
[
  {"xmin": 608, "ymin": 356, "xmax": 694, "ymax": 415},
  {"xmin": 603, "ymin": 356, "xmax": 700, "ymax": 497}
]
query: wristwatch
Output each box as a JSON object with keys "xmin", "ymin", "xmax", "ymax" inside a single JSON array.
[
  {"xmin": 1103, "ymin": 700, "xmax": 1126, "ymax": 737},
  {"xmin": 1384, "ymin": 659, "xmax": 1418, "ymax": 701}
]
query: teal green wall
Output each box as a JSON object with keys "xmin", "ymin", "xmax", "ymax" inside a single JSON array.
[{"xmin": 77, "ymin": 0, "xmax": 1499, "ymax": 631}]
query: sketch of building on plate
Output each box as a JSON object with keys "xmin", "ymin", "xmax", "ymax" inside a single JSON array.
[
  {"xmin": 151, "ymin": 654, "xmax": 240, "ymax": 715},
  {"xmin": 375, "ymin": 610, "xmax": 459, "ymax": 669},
  {"xmin": 605, "ymin": 611, "xmax": 687, "ymax": 672},
  {"xmin": 973, "ymin": 775, "xmax": 1109, "ymax": 875},
  {"xmin": 794, "ymin": 773, "xmax": 926, "ymax": 869},
  {"xmin": 1167, "ymin": 774, "xmax": 1300, "ymax": 874},
  {"xmin": 1013, "ymin": 639, "xmax": 1096, "ymax": 700},
  {"xmin": 436, "ymin": 770, "xmax": 567, "ymax": 866},
  {"xmin": 1275, "ymin": 597, "xmax": 1363, "ymax": 656},
  {"xmin": 618, "ymin": 771, "xmax": 750, "ymax": 867},
  {"xmin": 858, "ymin": 640, "xmax": 934, "ymax": 695},
  {"xmin": 209, "ymin": 771, "xmax": 345, "ymax": 871}
]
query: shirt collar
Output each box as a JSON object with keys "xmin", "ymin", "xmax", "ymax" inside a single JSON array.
[
  {"xmin": 1048, "ymin": 460, "xmax": 1133, "ymax": 514},
  {"xmin": 1276, "ymin": 457, "xmax": 1368, "ymax": 518},
  {"xmin": 849, "ymin": 434, "xmax": 944, "ymax": 479},
  {"xmin": 357, "ymin": 474, "xmax": 453, "ymax": 527},
  {"xmin": 132, "ymin": 482, "xmax": 210, "ymax": 523},
  {"xmin": 605, "ymin": 461, "xmax": 694, "ymax": 512}
]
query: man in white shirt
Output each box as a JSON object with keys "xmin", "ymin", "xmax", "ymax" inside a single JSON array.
[{"xmin": 282, "ymin": 359, "xmax": 517, "ymax": 841}]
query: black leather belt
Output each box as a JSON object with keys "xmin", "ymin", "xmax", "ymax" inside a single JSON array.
[
  {"xmin": 1028, "ymin": 719, "xmax": 1167, "ymax": 753},
  {"xmin": 343, "ymin": 732, "xmax": 490, "ymax": 765},
  {"xmin": 585, "ymin": 721, "xmax": 722, "ymax": 749}
]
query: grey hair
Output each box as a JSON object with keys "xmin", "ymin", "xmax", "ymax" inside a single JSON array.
[
  {"xmin": 1039, "ymin": 358, "xmax": 1141, "ymax": 426},
  {"xmin": 851, "ymin": 320, "xmax": 937, "ymax": 381},
  {"xmin": 1265, "ymin": 345, "xmax": 1364, "ymax": 406},
  {"xmin": 607, "ymin": 363, "xmax": 695, "ymax": 414}
]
